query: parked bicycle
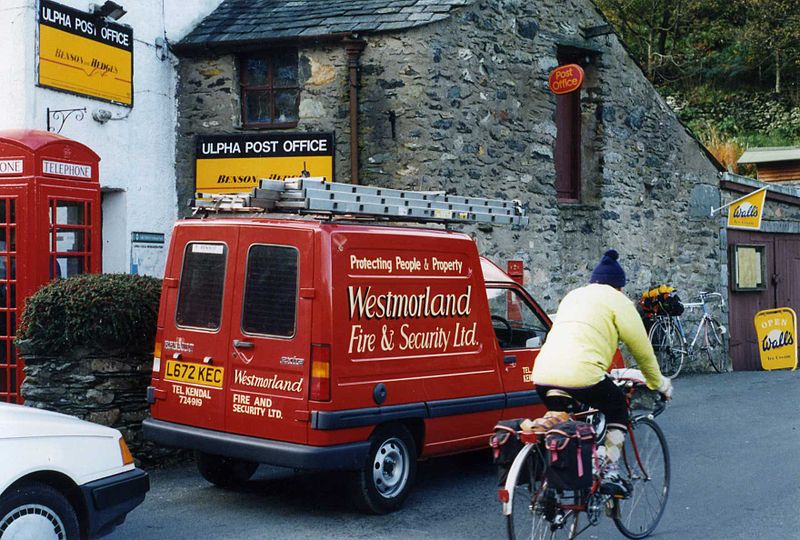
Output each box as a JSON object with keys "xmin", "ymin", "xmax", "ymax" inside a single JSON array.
[
  {"xmin": 498, "ymin": 370, "xmax": 669, "ymax": 540},
  {"xmin": 648, "ymin": 291, "xmax": 728, "ymax": 377}
]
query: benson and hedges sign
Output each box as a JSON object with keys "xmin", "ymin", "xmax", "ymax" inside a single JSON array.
[
  {"xmin": 195, "ymin": 133, "xmax": 335, "ymax": 194},
  {"xmin": 38, "ymin": 0, "xmax": 134, "ymax": 106}
]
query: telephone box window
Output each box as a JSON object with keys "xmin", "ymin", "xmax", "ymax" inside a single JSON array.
[
  {"xmin": 176, "ymin": 243, "xmax": 228, "ymax": 330},
  {"xmin": 49, "ymin": 200, "xmax": 91, "ymax": 279},
  {"xmin": 242, "ymin": 245, "xmax": 298, "ymax": 337},
  {"xmin": 0, "ymin": 198, "xmax": 16, "ymax": 400}
]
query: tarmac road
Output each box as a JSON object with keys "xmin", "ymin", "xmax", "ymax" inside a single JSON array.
[{"xmin": 110, "ymin": 370, "xmax": 800, "ymax": 539}]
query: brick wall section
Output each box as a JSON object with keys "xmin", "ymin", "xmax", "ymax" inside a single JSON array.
[{"xmin": 175, "ymin": 1, "xmax": 723, "ymax": 366}]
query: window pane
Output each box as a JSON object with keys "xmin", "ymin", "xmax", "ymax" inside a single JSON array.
[
  {"xmin": 242, "ymin": 245, "xmax": 298, "ymax": 337},
  {"xmin": 176, "ymin": 243, "xmax": 227, "ymax": 330},
  {"xmin": 274, "ymin": 50, "xmax": 298, "ymax": 86},
  {"xmin": 56, "ymin": 201, "xmax": 85, "ymax": 225},
  {"xmin": 275, "ymin": 90, "xmax": 299, "ymax": 123},
  {"xmin": 51, "ymin": 256, "xmax": 84, "ymax": 278},
  {"xmin": 486, "ymin": 287, "xmax": 548, "ymax": 348},
  {"xmin": 55, "ymin": 229, "xmax": 84, "ymax": 252},
  {"xmin": 245, "ymin": 90, "xmax": 272, "ymax": 124},
  {"xmin": 245, "ymin": 57, "xmax": 268, "ymax": 86}
]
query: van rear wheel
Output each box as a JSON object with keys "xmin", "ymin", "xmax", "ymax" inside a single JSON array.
[
  {"xmin": 350, "ymin": 425, "xmax": 417, "ymax": 514},
  {"xmin": 195, "ymin": 451, "xmax": 258, "ymax": 488}
]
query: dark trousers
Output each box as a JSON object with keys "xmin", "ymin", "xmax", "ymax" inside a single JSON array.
[{"xmin": 536, "ymin": 376, "xmax": 629, "ymax": 431}]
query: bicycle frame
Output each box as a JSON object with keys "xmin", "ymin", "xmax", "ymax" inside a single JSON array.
[{"xmin": 664, "ymin": 292, "xmax": 723, "ymax": 359}]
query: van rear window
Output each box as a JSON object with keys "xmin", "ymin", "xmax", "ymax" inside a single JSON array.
[
  {"xmin": 242, "ymin": 245, "xmax": 298, "ymax": 337},
  {"xmin": 175, "ymin": 243, "xmax": 227, "ymax": 330}
]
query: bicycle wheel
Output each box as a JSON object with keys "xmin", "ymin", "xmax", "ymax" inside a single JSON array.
[
  {"xmin": 702, "ymin": 318, "xmax": 729, "ymax": 373},
  {"xmin": 648, "ymin": 318, "xmax": 684, "ymax": 378},
  {"xmin": 506, "ymin": 451, "xmax": 579, "ymax": 540},
  {"xmin": 613, "ymin": 417, "xmax": 670, "ymax": 539}
]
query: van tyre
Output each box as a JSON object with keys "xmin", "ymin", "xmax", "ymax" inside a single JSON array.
[
  {"xmin": 351, "ymin": 425, "xmax": 417, "ymax": 514},
  {"xmin": 0, "ymin": 482, "xmax": 80, "ymax": 540},
  {"xmin": 195, "ymin": 451, "xmax": 258, "ymax": 488}
]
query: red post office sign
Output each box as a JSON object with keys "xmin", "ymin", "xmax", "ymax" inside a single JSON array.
[{"xmin": 548, "ymin": 64, "xmax": 585, "ymax": 95}]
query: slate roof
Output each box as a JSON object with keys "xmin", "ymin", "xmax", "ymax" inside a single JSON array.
[
  {"xmin": 738, "ymin": 147, "xmax": 800, "ymax": 164},
  {"xmin": 179, "ymin": 0, "xmax": 474, "ymax": 49}
]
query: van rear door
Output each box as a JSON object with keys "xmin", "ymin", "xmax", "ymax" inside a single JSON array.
[
  {"xmin": 154, "ymin": 224, "xmax": 238, "ymax": 432},
  {"xmin": 224, "ymin": 224, "xmax": 314, "ymax": 444}
]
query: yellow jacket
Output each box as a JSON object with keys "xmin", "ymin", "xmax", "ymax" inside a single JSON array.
[{"xmin": 532, "ymin": 284, "xmax": 663, "ymax": 390}]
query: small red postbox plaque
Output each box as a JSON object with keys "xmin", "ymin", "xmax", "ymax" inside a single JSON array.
[{"xmin": 548, "ymin": 64, "xmax": 585, "ymax": 95}]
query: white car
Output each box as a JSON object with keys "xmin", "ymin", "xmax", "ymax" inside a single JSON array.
[{"xmin": 0, "ymin": 402, "xmax": 149, "ymax": 539}]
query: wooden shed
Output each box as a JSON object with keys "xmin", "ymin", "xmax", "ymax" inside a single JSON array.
[{"xmin": 738, "ymin": 147, "xmax": 800, "ymax": 183}]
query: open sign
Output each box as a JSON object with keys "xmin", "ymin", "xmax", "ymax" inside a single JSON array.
[{"xmin": 548, "ymin": 64, "xmax": 585, "ymax": 95}]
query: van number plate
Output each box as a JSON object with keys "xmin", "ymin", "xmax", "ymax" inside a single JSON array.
[{"xmin": 164, "ymin": 360, "xmax": 224, "ymax": 388}]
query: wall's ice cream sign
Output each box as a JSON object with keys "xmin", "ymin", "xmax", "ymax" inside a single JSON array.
[
  {"xmin": 727, "ymin": 187, "xmax": 767, "ymax": 230},
  {"xmin": 754, "ymin": 308, "xmax": 797, "ymax": 371}
]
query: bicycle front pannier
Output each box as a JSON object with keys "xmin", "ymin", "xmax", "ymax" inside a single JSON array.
[
  {"xmin": 544, "ymin": 420, "xmax": 596, "ymax": 491},
  {"xmin": 662, "ymin": 294, "xmax": 684, "ymax": 316}
]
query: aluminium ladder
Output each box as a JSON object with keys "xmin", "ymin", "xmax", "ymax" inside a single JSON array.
[{"xmin": 195, "ymin": 177, "xmax": 527, "ymax": 226}]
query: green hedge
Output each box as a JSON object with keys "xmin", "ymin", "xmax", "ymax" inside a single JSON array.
[{"xmin": 17, "ymin": 274, "xmax": 162, "ymax": 357}]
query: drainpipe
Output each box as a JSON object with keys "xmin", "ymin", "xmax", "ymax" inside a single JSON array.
[{"xmin": 344, "ymin": 38, "xmax": 366, "ymax": 184}]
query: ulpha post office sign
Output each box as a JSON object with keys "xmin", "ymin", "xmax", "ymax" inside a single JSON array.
[
  {"xmin": 38, "ymin": 0, "xmax": 134, "ymax": 106},
  {"xmin": 195, "ymin": 133, "xmax": 335, "ymax": 194}
]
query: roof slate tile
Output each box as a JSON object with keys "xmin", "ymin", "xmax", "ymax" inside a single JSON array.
[{"xmin": 179, "ymin": 0, "xmax": 473, "ymax": 48}]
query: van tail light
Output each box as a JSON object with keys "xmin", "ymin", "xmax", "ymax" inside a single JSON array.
[
  {"xmin": 310, "ymin": 343, "xmax": 331, "ymax": 401},
  {"xmin": 152, "ymin": 333, "xmax": 163, "ymax": 374},
  {"xmin": 119, "ymin": 436, "xmax": 135, "ymax": 466},
  {"xmin": 497, "ymin": 488, "xmax": 510, "ymax": 503}
]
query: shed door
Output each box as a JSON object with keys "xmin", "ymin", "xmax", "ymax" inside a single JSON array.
[{"xmin": 728, "ymin": 230, "xmax": 800, "ymax": 370}]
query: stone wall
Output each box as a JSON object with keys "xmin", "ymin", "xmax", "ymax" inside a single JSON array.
[
  {"xmin": 22, "ymin": 352, "xmax": 177, "ymax": 463},
  {"xmin": 175, "ymin": 0, "xmax": 724, "ymax": 367}
]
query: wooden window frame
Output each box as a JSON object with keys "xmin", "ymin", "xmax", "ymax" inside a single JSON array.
[
  {"xmin": 239, "ymin": 50, "xmax": 300, "ymax": 129},
  {"xmin": 731, "ymin": 243, "xmax": 768, "ymax": 292}
]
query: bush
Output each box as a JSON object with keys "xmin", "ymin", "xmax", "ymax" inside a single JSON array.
[{"xmin": 17, "ymin": 274, "xmax": 162, "ymax": 357}]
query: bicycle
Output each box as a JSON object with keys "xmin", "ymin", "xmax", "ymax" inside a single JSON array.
[
  {"xmin": 499, "ymin": 370, "xmax": 669, "ymax": 540},
  {"xmin": 648, "ymin": 291, "xmax": 728, "ymax": 377}
]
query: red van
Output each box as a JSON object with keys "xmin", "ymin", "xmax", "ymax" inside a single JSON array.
[{"xmin": 143, "ymin": 218, "xmax": 556, "ymax": 512}]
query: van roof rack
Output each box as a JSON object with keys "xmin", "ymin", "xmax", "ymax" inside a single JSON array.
[{"xmin": 193, "ymin": 177, "xmax": 528, "ymax": 226}]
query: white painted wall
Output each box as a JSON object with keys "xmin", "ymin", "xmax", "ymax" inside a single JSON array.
[{"xmin": 0, "ymin": 0, "xmax": 224, "ymax": 275}]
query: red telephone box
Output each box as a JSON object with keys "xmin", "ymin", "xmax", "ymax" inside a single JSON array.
[{"xmin": 0, "ymin": 130, "xmax": 102, "ymax": 403}]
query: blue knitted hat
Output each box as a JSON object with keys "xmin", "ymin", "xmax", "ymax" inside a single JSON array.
[{"xmin": 590, "ymin": 249, "xmax": 626, "ymax": 288}]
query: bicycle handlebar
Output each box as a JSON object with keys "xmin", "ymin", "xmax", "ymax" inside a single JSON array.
[{"xmin": 697, "ymin": 291, "xmax": 725, "ymax": 308}]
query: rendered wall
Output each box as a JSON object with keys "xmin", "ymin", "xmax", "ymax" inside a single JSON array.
[{"xmin": 0, "ymin": 0, "xmax": 224, "ymax": 275}]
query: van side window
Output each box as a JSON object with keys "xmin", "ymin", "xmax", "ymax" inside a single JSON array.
[
  {"xmin": 176, "ymin": 243, "xmax": 228, "ymax": 330},
  {"xmin": 486, "ymin": 287, "xmax": 548, "ymax": 349},
  {"xmin": 242, "ymin": 245, "xmax": 298, "ymax": 337}
]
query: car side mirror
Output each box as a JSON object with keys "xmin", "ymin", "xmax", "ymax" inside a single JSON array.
[{"xmin": 525, "ymin": 336, "xmax": 542, "ymax": 348}]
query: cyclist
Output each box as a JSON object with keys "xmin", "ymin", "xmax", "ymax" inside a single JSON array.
[{"xmin": 532, "ymin": 249, "xmax": 673, "ymax": 496}]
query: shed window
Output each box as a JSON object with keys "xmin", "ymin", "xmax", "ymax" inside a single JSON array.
[
  {"xmin": 176, "ymin": 243, "xmax": 227, "ymax": 330},
  {"xmin": 240, "ymin": 50, "xmax": 300, "ymax": 128},
  {"xmin": 732, "ymin": 244, "xmax": 767, "ymax": 291},
  {"xmin": 242, "ymin": 245, "xmax": 298, "ymax": 337}
]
